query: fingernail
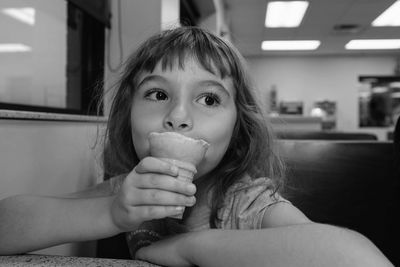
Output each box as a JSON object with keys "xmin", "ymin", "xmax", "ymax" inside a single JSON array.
[
  {"xmin": 188, "ymin": 196, "xmax": 196, "ymax": 206},
  {"xmin": 175, "ymin": 206, "xmax": 184, "ymax": 212},
  {"xmin": 171, "ymin": 165, "xmax": 179, "ymax": 174},
  {"xmin": 187, "ymin": 183, "xmax": 196, "ymax": 193}
]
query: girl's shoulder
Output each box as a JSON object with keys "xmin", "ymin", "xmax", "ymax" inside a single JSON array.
[{"xmin": 217, "ymin": 175, "xmax": 290, "ymax": 230}]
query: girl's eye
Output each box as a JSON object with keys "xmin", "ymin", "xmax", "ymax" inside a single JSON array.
[
  {"xmin": 145, "ymin": 90, "xmax": 168, "ymax": 101},
  {"xmin": 197, "ymin": 93, "xmax": 221, "ymax": 107}
]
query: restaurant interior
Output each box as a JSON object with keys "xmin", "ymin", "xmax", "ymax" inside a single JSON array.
[{"xmin": 0, "ymin": 0, "xmax": 399, "ymax": 266}]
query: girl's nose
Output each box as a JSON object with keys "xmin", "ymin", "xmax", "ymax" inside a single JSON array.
[{"xmin": 163, "ymin": 103, "xmax": 193, "ymax": 131}]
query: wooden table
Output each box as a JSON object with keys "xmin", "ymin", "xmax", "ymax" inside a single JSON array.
[{"xmin": 0, "ymin": 254, "xmax": 161, "ymax": 266}]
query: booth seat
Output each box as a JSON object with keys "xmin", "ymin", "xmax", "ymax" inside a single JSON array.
[{"xmin": 97, "ymin": 139, "xmax": 399, "ymax": 265}]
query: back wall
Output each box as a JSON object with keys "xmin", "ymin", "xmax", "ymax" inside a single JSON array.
[{"xmin": 247, "ymin": 55, "xmax": 397, "ymax": 140}]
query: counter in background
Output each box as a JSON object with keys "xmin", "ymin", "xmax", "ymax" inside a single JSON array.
[{"xmin": 268, "ymin": 115, "xmax": 322, "ymax": 131}]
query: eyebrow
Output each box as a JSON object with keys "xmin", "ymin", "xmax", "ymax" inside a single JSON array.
[
  {"xmin": 197, "ymin": 80, "xmax": 232, "ymax": 97},
  {"xmin": 137, "ymin": 75, "xmax": 167, "ymax": 88}
]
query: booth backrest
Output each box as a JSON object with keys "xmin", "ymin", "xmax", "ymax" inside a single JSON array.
[
  {"xmin": 280, "ymin": 140, "xmax": 398, "ymax": 265},
  {"xmin": 276, "ymin": 131, "xmax": 378, "ymax": 140},
  {"xmin": 97, "ymin": 140, "xmax": 399, "ymax": 265},
  {"xmin": 395, "ymin": 116, "xmax": 400, "ymax": 161}
]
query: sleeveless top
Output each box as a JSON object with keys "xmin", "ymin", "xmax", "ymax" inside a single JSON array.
[
  {"xmin": 216, "ymin": 175, "xmax": 289, "ymax": 230},
  {"xmin": 109, "ymin": 174, "xmax": 290, "ymax": 258}
]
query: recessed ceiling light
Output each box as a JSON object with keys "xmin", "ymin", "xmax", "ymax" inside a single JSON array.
[
  {"xmin": 261, "ymin": 40, "xmax": 320, "ymax": 50},
  {"xmin": 345, "ymin": 39, "xmax": 400, "ymax": 50},
  {"xmin": 1, "ymin": 7, "xmax": 35, "ymax": 26},
  {"xmin": 265, "ymin": 1, "xmax": 309, "ymax": 28},
  {"xmin": 0, "ymin": 43, "xmax": 32, "ymax": 53},
  {"xmin": 372, "ymin": 0, "xmax": 400, "ymax": 27}
]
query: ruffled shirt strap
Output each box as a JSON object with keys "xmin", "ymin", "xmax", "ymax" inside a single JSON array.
[{"xmin": 217, "ymin": 176, "xmax": 290, "ymax": 230}]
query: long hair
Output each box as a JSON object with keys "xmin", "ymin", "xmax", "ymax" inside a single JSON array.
[{"xmin": 102, "ymin": 26, "xmax": 285, "ymax": 227}]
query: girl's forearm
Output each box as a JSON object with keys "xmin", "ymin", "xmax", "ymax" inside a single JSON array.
[
  {"xmin": 0, "ymin": 195, "xmax": 120, "ymax": 255},
  {"xmin": 186, "ymin": 224, "xmax": 393, "ymax": 267}
]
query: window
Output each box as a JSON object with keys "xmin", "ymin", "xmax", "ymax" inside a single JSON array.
[{"xmin": 0, "ymin": 0, "xmax": 110, "ymax": 117}]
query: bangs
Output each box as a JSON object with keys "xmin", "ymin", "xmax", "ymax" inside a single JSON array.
[{"xmin": 136, "ymin": 27, "xmax": 240, "ymax": 79}]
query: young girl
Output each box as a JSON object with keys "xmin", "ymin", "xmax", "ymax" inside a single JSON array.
[{"xmin": 0, "ymin": 27, "xmax": 392, "ymax": 267}]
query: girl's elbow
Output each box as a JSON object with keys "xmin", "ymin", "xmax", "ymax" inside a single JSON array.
[{"xmin": 337, "ymin": 228, "xmax": 393, "ymax": 267}]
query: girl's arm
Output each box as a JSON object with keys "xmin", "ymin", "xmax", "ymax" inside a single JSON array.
[
  {"xmin": 62, "ymin": 174, "xmax": 125, "ymax": 198},
  {"xmin": 0, "ymin": 175, "xmax": 127, "ymax": 254},
  {"xmin": 137, "ymin": 224, "xmax": 392, "ymax": 267},
  {"xmin": 137, "ymin": 203, "xmax": 393, "ymax": 267},
  {"xmin": 0, "ymin": 157, "xmax": 196, "ymax": 255},
  {"xmin": 188, "ymin": 224, "xmax": 392, "ymax": 267},
  {"xmin": 0, "ymin": 185, "xmax": 120, "ymax": 255}
]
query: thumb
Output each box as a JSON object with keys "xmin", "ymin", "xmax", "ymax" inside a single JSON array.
[{"xmin": 135, "ymin": 247, "xmax": 146, "ymax": 261}]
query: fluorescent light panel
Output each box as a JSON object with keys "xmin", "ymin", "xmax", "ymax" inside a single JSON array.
[
  {"xmin": 372, "ymin": 0, "xmax": 400, "ymax": 27},
  {"xmin": 0, "ymin": 43, "xmax": 32, "ymax": 53},
  {"xmin": 345, "ymin": 39, "xmax": 400, "ymax": 50},
  {"xmin": 265, "ymin": 1, "xmax": 309, "ymax": 28},
  {"xmin": 262, "ymin": 40, "xmax": 320, "ymax": 50},
  {"xmin": 2, "ymin": 7, "xmax": 35, "ymax": 25}
]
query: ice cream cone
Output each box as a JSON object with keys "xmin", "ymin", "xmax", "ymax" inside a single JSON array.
[
  {"xmin": 148, "ymin": 132, "xmax": 209, "ymax": 218},
  {"xmin": 158, "ymin": 158, "xmax": 197, "ymax": 183}
]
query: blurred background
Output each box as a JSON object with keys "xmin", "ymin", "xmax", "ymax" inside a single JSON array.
[{"xmin": 1, "ymin": 0, "xmax": 400, "ymax": 137}]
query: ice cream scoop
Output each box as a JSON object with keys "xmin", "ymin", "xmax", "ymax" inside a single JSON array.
[{"xmin": 148, "ymin": 131, "xmax": 209, "ymax": 218}]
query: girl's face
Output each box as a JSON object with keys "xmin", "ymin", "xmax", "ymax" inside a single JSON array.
[{"xmin": 130, "ymin": 57, "xmax": 237, "ymax": 178}]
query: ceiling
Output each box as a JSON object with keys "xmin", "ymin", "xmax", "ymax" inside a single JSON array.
[{"xmin": 222, "ymin": 0, "xmax": 400, "ymax": 57}]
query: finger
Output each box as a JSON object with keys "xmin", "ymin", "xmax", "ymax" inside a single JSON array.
[
  {"xmin": 135, "ymin": 157, "xmax": 178, "ymax": 176},
  {"xmin": 134, "ymin": 174, "xmax": 196, "ymax": 196},
  {"xmin": 130, "ymin": 189, "xmax": 196, "ymax": 207}
]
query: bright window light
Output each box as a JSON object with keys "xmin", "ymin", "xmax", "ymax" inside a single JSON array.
[
  {"xmin": 265, "ymin": 1, "xmax": 309, "ymax": 28},
  {"xmin": 261, "ymin": 40, "xmax": 320, "ymax": 50},
  {"xmin": 372, "ymin": 1, "xmax": 400, "ymax": 27},
  {"xmin": 0, "ymin": 44, "xmax": 32, "ymax": 53},
  {"xmin": 345, "ymin": 39, "xmax": 400, "ymax": 50},
  {"xmin": 2, "ymin": 7, "xmax": 35, "ymax": 26}
]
